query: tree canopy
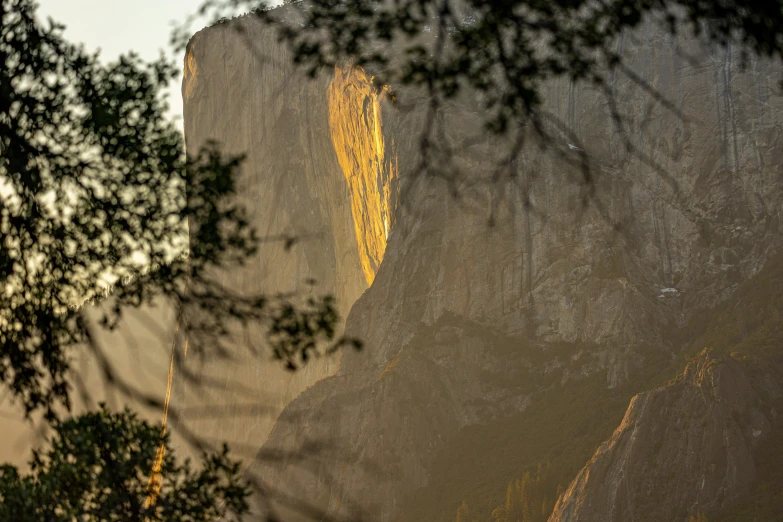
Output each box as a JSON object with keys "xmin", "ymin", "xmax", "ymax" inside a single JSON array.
[
  {"xmin": 188, "ymin": 0, "xmax": 783, "ymax": 129},
  {"xmin": 0, "ymin": 405, "xmax": 250, "ymax": 521},
  {"xmin": 0, "ymin": 0, "xmax": 358, "ymax": 422},
  {"xmin": 1, "ymin": 1, "xmax": 357, "ymax": 518}
]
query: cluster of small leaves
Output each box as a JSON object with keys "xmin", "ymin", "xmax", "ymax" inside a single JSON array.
[
  {"xmin": 268, "ymin": 295, "xmax": 362, "ymax": 371},
  {"xmin": 0, "ymin": 0, "xmax": 357, "ymax": 421},
  {"xmin": 182, "ymin": 0, "xmax": 783, "ymax": 134},
  {"xmin": 0, "ymin": 405, "xmax": 250, "ymax": 521}
]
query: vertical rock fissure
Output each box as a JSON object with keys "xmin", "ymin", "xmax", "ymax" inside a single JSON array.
[{"xmin": 723, "ymin": 44, "xmax": 741, "ymax": 176}]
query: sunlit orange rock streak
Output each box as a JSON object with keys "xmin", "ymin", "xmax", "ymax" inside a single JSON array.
[
  {"xmin": 144, "ymin": 312, "xmax": 187, "ymax": 509},
  {"xmin": 183, "ymin": 48, "xmax": 198, "ymax": 100},
  {"xmin": 144, "ymin": 62, "xmax": 396, "ymax": 508},
  {"xmin": 328, "ymin": 65, "xmax": 398, "ymax": 285}
]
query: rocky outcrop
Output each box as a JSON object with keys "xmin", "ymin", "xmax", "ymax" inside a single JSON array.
[
  {"xmin": 180, "ymin": 9, "xmax": 783, "ymax": 522},
  {"xmin": 549, "ymin": 351, "xmax": 782, "ymax": 522}
]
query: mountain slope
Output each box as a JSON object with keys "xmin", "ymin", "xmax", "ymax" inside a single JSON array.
[{"xmin": 549, "ymin": 350, "xmax": 782, "ymax": 522}]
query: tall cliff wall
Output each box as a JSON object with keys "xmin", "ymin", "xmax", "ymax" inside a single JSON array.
[
  {"xmin": 181, "ymin": 10, "xmax": 783, "ymax": 522},
  {"xmin": 173, "ymin": 14, "xmax": 403, "ymax": 463}
]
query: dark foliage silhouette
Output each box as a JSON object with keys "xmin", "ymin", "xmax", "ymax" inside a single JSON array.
[
  {"xmin": 1, "ymin": 1, "xmax": 359, "ymax": 520},
  {"xmin": 183, "ymin": 0, "xmax": 783, "ymax": 216},
  {"xmin": 0, "ymin": 405, "xmax": 250, "ymax": 521},
  {"xmin": 0, "ymin": 0, "xmax": 358, "ymax": 422}
]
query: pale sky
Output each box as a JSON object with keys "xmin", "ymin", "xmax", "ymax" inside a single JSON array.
[{"xmin": 35, "ymin": 0, "xmax": 218, "ymax": 129}]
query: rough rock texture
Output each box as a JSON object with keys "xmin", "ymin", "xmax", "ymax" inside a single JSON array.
[
  {"xmin": 182, "ymin": 19, "xmax": 368, "ymax": 320},
  {"xmin": 549, "ymin": 351, "xmax": 782, "ymax": 522},
  {"xmin": 174, "ymin": 19, "xmax": 370, "ymax": 457},
  {"xmin": 181, "ymin": 10, "xmax": 783, "ymax": 522}
]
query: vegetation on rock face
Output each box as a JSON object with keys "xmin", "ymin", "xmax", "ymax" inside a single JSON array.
[
  {"xmin": 453, "ymin": 463, "xmax": 560, "ymax": 522},
  {"xmin": 689, "ymin": 255, "xmax": 783, "ymax": 520},
  {"xmin": 0, "ymin": 406, "xmax": 250, "ymax": 521},
  {"xmin": 390, "ymin": 365, "xmax": 643, "ymax": 522},
  {"xmin": 394, "ymin": 254, "xmax": 783, "ymax": 522}
]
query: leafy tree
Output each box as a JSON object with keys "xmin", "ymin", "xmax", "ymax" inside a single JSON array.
[
  {"xmin": 0, "ymin": 405, "xmax": 250, "ymax": 521},
  {"xmin": 1, "ymin": 0, "xmax": 358, "ymax": 519},
  {"xmin": 455, "ymin": 500, "xmax": 471, "ymax": 522},
  {"xmin": 465, "ymin": 463, "xmax": 556, "ymax": 522},
  {"xmin": 0, "ymin": 0, "xmax": 358, "ymax": 423},
  {"xmin": 540, "ymin": 497, "xmax": 549, "ymax": 520}
]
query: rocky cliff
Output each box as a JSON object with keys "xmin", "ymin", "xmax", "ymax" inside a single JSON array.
[
  {"xmin": 549, "ymin": 350, "xmax": 782, "ymax": 522},
  {"xmin": 180, "ymin": 9, "xmax": 783, "ymax": 522},
  {"xmin": 172, "ymin": 17, "xmax": 383, "ymax": 458}
]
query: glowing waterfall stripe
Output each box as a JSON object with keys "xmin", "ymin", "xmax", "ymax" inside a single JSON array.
[
  {"xmin": 328, "ymin": 65, "xmax": 398, "ymax": 285},
  {"xmin": 144, "ymin": 312, "xmax": 187, "ymax": 508}
]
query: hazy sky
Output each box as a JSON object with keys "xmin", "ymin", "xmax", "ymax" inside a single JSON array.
[{"xmin": 36, "ymin": 0, "xmax": 214, "ymax": 128}]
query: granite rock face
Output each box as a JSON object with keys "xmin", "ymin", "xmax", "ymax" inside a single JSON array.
[
  {"xmin": 181, "ymin": 10, "xmax": 783, "ymax": 522},
  {"xmin": 549, "ymin": 351, "xmax": 782, "ymax": 522},
  {"xmin": 175, "ymin": 18, "xmax": 370, "ymax": 458}
]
